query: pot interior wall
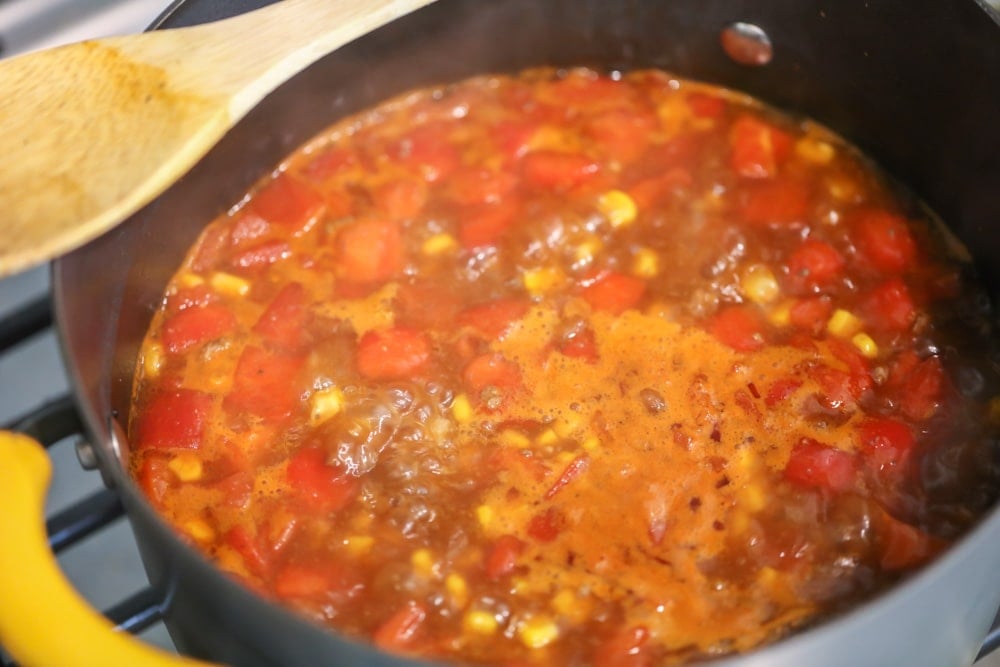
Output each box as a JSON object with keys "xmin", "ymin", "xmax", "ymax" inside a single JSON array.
[{"xmin": 52, "ymin": 1, "xmax": 1000, "ymax": 665}]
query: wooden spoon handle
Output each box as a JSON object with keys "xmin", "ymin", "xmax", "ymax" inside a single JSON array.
[{"xmin": 0, "ymin": 0, "xmax": 434, "ymax": 278}]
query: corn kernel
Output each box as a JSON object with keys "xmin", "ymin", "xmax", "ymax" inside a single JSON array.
[
  {"xmin": 631, "ymin": 247, "xmax": 660, "ymax": 278},
  {"xmin": 446, "ymin": 573, "xmax": 469, "ymax": 608},
  {"xmin": 522, "ymin": 267, "xmax": 563, "ymax": 296},
  {"xmin": 758, "ymin": 566, "xmax": 780, "ymax": 586},
  {"xmin": 176, "ymin": 271, "xmax": 205, "ymax": 288},
  {"xmin": 768, "ymin": 300, "xmax": 793, "ymax": 327},
  {"xmin": 451, "ymin": 394, "xmax": 474, "ymax": 423},
  {"xmin": 795, "ymin": 137, "xmax": 836, "ymax": 165},
  {"xmin": 343, "ymin": 535, "xmax": 374, "ymax": 556},
  {"xmin": 827, "ymin": 309, "xmax": 863, "ymax": 338},
  {"xmin": 518, "ymin": 616, "xmax": 560, "ymax": 649},
  {"xmin": 411, "ymin": 549, "xmax": 437, "ymax": 578},
  {"xmin": 581, "ymin": 435, "xmax": 601, "ymax": 452},
  {"xmin": 536, "ymin": 428, "xmax": 559, "ymax": 447},
  {"xmin": 143, "ymin": 342, "xmax": 164, "ymax": 380},
  {"xmin": 184, "ymin": 518, "xmax": 215, "ymax": 543},
  {"xmin": 851, "ymin": 332, "xmax": 879, "ymax": 359},
  {"xmin": 168, "ymin": 452, "xmax": 203, "ymax": 482},
  {"xmin": 422, "ymin": 232, "xmax": 458, "ymax": 256},
  {"xmin": 500, "ymin": 429, "xmax": 532, "ymax": 449},
  {"xmin": 741, "ymin": 264, "xmax": 780, "ymax": 305},
  {"xmin": 550, "ymin": 589, "xmax": 592, "ymax": 624},
  {"xmin": 463, "ymin": 610, "xmax": 499, "ymax": 636},
  {"xmin": 574, "ymin": 237, "xmax": 603, "ymax": 266},
  {"xmin": 553, "ymin": 414, "xmax": 583, "ymax": 439},
  {"xmin": 476, "ymin": 505, "xmax": 495, "ymax": 528},
  {"xmin": 309, "ymin": 386, "xmax": 344, "ymax": 425},
  {"xmin": 827, "ymin": 176, "xmax": 860, "ymax": 203},
  {"xmin": 209, "ymin": 271, "xmax": 250, "ymax": 298},
  {"xmin": 742, "ymin": 483, "xmax": 767, "ymax": 512},
  {"xmin": 597, "ymin": 190, "xmax": 638, "ymax": 228}
]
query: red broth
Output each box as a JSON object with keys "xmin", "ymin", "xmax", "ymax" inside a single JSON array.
[{"xmin": 129, "ymin": 68, "xmax": 1000, "ymax": 665}]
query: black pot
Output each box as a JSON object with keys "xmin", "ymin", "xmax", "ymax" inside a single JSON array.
[{"xmin": 48, "ymin": 1, "xmax": 1000, "ymax": 665}]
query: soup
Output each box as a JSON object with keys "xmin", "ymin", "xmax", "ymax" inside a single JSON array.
[{"xmin": 129, "ymin": 68, "xmax": 999, "ymax": 665}]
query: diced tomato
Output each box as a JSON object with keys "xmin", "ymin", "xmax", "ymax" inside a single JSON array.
[
  {"xmin": 373, "ymin": 602, "xmax": 427, "ymax": 653},
  {"xmin": 687, "ymin": 92, "xmax": 726, "ymax": 119},
  {"xmin": 558, "ymin": 325, "xmax": 599, "ymax": 363},
  {"xmin": 740, "ymin": 180, "xmax": 811, "ymax": 227},
  {"xmin": 457, "ymin": 298, "xmax": 530, "ymax": 339},
  {"xmin": 230, "ymin": 239, "xmax": 292, "ymax": 271},
  {"xmin": 224, "ymin": 346, "xmax": 304, "ymax": 421},
  {"xmin": 586, "ymin": 109, "xmax": 657, "ymax": 163},
  {"xmin": 224, "ymin": 524, "xmax": 270, "ymax": 577},
  {"xmin": 136, "ymin": 455, "xmax": 172, "ymax": 504},
  {"xmin": 878, "ymin": 512, "xmax": 942, "ymax": 571},
  {"xmin": 253, "ymin": 282, "xmax": 307, "ymax": 350},
  {"xmin": 765, "ymin": 377, "xmax": 803, "ymax": 407},
  {"xmin": 788, "ymin": 296, "xmax": 834, "ymax": 334},
  {"xmin": 852, "ymin": 209, "xmax": 918, "ymax": 275},
  {"xmin": 899, "ymin": 355, "xmax": 945, "ymax": 421},
  {"xmin": 286, "ymin": 446, "xmax": 360, "ymax": 513},
  {"xmin": 707, "ymin": 305, "xmax": 767, "ymax": 352},
  {"xmin": 860, "ymin": 278, "xmax": 916, "ymax": 332},
  {"xmin": 218, "ymin": 471, "xmax": 254, "ymax": 510},
  {"xmin": 521, "ymin": 151, "xmax": 600, "ymax": 190},
  {"xmin": 458, "ymin": 200, "xmax": 520, "ymax": 249},
  {"xmin": 826, "ymin": 337, "xmax": 873, "ymax": 397},
  {"xmin": 593, "ymin": 626, "xmax": 653, "ymax": 667},
  {"xmin": 784, "ymin": 438, "xmax": 857, "ymax": 492},
  {"xmin": 545, "ymin": 454, "xmax": 590, "ymax": 499},
  {"xmin": 165, "ymin": 284, "xmax": 216, "ymax": 313},
  {"xmin": 191, "ymin": 224, "xmax": 231, "ymax": 272},
  {"xmin": 729, "ymin": 115, "xmax": 793, "ymax": 178},
  {"xmin": 229, "ymin": 211, "xmax": 271, "ymax": 248},
  {"xmin": 161, "ymin": 302, "xmax": 236, "ymax": 354},
  {"xmin": 273, "ymin": 561, "xmax": 364, "ymax": 601},
  {"xmin": 249, "ymin": 172, "xmax": 324, "ymax": 232},
  {"xmin": 301, "ymin": 146, "xmax": 359, "ymax": 183},
  {"xmin": 373, "ymin": 179, "xmax": 427, "ymax": 219},
  {"xmin": 527, "ymin": 507, "xmax": 565, "ymax": 543},
  {"xmin": 333, "ymin": 218, "xmax": 403, "ymax": 284},
  {"xmin": 448, "ymin": 168, "xmax": 518, "ymax": 206},
  {"xmin": 786, "ymin": 239, "xmax": 844, "ymax": 289},
  {"xmin": 391, "ymin": 122, "xmax": 460, "ymax": 182},
  {"xmin": 581, "ymin": 271, "xmax": 646, "ymax": 314},
  {"xmin": 493, "ymin": 120, "xmax": 538, "ymax": 160},
  {"xmin": 463, "ymin": 353, "xmax": 522, "ymax": 395},
  {"xmin": 485, "ymin": 534, "xmax": 524, "ymax": 579},
  {"xmin": 627, "ymin": 167, "xmax": 693, "ymax": 210},
  {"xmin": 356, "ymin": 327, "xmax": 431, "ymax": 380},
  {"xmin": 137, "ymin": 389, "xmax": 213, "ymax": 450},
  {"xmin": 858, "ymin": 417, "xmax": 916, "ymax": 472}
]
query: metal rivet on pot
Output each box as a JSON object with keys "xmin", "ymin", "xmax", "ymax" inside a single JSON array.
[
  {"xmin": 721, "ymin": 22, "xmax": 773, "ymax": 66},
  {"xmin": 75, "ymin": 438, "xmax": 100, "ymax": 470}
]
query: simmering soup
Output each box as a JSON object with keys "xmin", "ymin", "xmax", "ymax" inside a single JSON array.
[{"xmin": 129, "ymin": 68, "xmax": 1000, "ymax": 665}]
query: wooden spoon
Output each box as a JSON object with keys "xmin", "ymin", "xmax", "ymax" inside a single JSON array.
[{"xmin": 0, "ymin": 0, "xmax": 434, "ymax": 278}]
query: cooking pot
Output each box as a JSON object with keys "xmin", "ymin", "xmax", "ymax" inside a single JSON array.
[{"xmin": 1, "ymin": 0, "xmax": 999, "ymax": 665}]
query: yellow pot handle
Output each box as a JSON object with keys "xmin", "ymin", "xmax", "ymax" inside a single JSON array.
[{"xmin": 0, "ymin": 431, "xmax": 219, "ymax": 667}]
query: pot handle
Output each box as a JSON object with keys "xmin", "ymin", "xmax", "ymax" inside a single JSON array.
[{"xmin": 0, "ymin": 431, "xmax": 219, "ymax": 667}]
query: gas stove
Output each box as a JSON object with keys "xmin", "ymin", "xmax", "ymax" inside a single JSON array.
[{"xmin": 1, "ymin": 1, "xmax": 999, "ymax": 665}]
